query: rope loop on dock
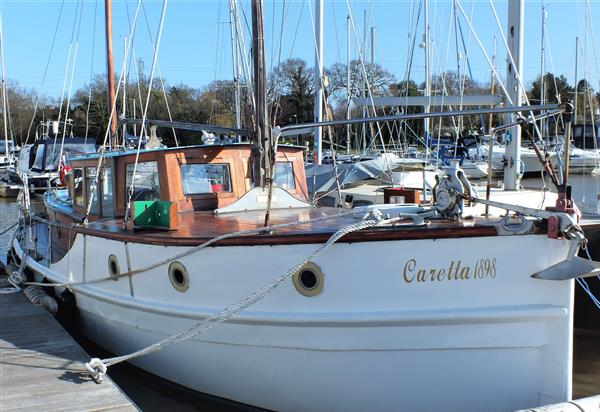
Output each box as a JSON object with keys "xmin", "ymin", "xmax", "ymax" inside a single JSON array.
[
  {"xmin": 85, "ymin": 209, "xmax": 398, "ymax": 381},
  {"xmin": 85, "ymin": 358, "xmax": 107, "ymax": 383}
]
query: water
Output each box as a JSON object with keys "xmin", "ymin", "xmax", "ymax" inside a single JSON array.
[
  {"xmin": 0, "ymin": 197, "xmax": 18, "ymax": 263},
  {"xmin": 1, "ymin": 180, "xmax": 599, "ymax": 410}
]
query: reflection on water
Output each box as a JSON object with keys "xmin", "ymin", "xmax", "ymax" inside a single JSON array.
[
  {"xmin": 0, "ymin": 178, "xmax": 599, "ymax": 411},
  {"xmin": 574, "ymin": 330, "xmax": 600, "ymax": 399},
  {"xmin": 522, "ymin": 173, "xmax": 600, "ymax": 215},
  {"xmin": 0, "ymin": 197, "xmax": 18, "ymax": 263}
]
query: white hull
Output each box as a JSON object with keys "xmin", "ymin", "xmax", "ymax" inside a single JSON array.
[{"xmin": 16, "ymin": 229, "xmax": 574, "ymax": 412}]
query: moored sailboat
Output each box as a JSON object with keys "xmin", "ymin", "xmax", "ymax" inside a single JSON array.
[{"xmin": 8, "ymin": 1, "xmax": 600, "ymax": 411}]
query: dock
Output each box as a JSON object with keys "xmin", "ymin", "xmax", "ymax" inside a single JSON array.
[{"xmin": 0, "ymin": 291, "xmax": 138, "ymax": 411}]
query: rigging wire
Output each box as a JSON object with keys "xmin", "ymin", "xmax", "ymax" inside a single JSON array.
[
  {"xmin": 123, "ymin": 0, "xmax": 168, "ymax": 228},
  {"xmin": 56, "ymin": 0, "xmax": 83, "ymax": 149},
  {"xmin": 0, "ymin": 0, "xmax": 12, "ymax": 146},
  {"xmin": 84, "ymin": 0, "xmax": 143, "ymax": 220},
  {"xmin": 25, "ymin": 0, "xmax": 66, "ymax": 145},
  {"xmin": 58, "ymin": 0, "xmax": 85, "ymax": 167},
  {"xmin": 85, "ymin": 0, "xmax": 99, "ymax": 143},
  {"xmin": 485, "ymin": 0, "xmax": 544, "ymax": 142},
  {"xmin": 140, "ymin": 0, "xmax": 178, "ymax": 146}
]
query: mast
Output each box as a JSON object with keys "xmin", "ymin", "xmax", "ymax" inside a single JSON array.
[
  {"xmin": 540, "ymin": 3, "xmax": 546, "ymax": 144},
  {"xmin": 229, "ymin": 0, "xmax": 241, "ymax": 130},
  {"xmin": 121, "ymin": 37, "xmax": 127, "ymax": 141},
  {"xmin": 251, "ymin": 0, "xmax": 271, "ymax": 187},
  {"xmin": 313, "ymin": 0, "xmax": 324, "ymax": 165},
  {"xmin": 503, "ymin": 0, "xmax": 524, "ymax": 191},
  {"xmin": 105, "ymin": 0, "xmax": 117, "ymax": 146},
  {"xmin": 423, "ymin": 0, "xmax": 430, "ymax": 143},
  {"xmin": 0, "ymin": 10, "xmax": 8, "ymax": 161},
  {"xmin": 574, "ymin": 37, "xmax": 579, "ymax": 126},
  {"xmin": 346, "ymin": 14, "xmax": 351, "ymax": 155}
]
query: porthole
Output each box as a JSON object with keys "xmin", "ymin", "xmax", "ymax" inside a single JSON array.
[
  {"xmin": 169, "ymin": 261, "xmax": 189, "ymax": 292},
  {"xmin": 292, "ymin": 262, "xmax": 324, "ymax": 297},
  {"xmin": 108, "ymin": 254, "xmax": 120, "ymax": 281}
]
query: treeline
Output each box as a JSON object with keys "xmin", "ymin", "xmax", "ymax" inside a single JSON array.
[{"xmin": 2, "ymin": 58, "xmax": 599, "ymax": 148}]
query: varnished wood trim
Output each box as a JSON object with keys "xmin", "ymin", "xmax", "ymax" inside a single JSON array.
[{"xmin": 70, "ymin": 224, "xmax": 498, "ymax": 247}]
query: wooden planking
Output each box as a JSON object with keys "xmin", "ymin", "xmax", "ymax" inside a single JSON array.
[{"xmin": 0, "ymin": 292, "xmax": 138, "ymax": 412}]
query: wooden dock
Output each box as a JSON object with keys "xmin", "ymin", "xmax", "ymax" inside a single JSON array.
[{"xmin": 0, "ymin": 291, "xmax": 137, "ymax": 411}]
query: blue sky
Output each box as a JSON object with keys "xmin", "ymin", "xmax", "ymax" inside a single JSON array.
[{"xmin": 1, "ymin": 0, "xmax": 599, "ymax": 100}]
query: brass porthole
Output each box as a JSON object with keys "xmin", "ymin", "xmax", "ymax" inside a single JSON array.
[
  {"xmin": 169, "ymin": 261, "xmax": 189, "ymax": 292},
  {"xmin": 292, "ymin": 262, "xmax": 324, "ymax": 297},
  {"xmin": 108, "ymin": 254, "xmax": 120, "ymax": 281}
]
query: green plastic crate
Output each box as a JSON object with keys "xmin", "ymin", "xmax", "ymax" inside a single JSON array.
[{"xmin": 133, "ymin": 200, "xmax": 173, "ymax": 229}]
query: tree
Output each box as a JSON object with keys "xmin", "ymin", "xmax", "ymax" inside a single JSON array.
[
  {"xmin": 326, "ymin": 59, "xmax": 395, "ymax": 104},
  {"xmin": 268, "ymin": 58, "xmax": 315, "ymax": 125},
  {"xmin": 528, "ymin": 73, "xmax": 573, "ymax": 104}
]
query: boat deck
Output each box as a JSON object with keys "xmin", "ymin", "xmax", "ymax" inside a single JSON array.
[
  {"xmin": 0, "ymin": 292, "xmax": 137, "ymax": 411},
  {"xmin": 67, "ymin": 206, "xmax": 507, "ymax": 246}
]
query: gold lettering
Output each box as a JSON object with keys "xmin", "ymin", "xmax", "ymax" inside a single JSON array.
[
  {"xmin": 436, "ymin": 268, "xmax": 446, "ymax": 281},
  {"xmin": 402, "ymin": 257, "xmax": 497, "ymax": 285},
  {"xmin": 452, "ymin": 260, "xmax": 462, "ymax": 280},
  {"xmin": 429, "ymin": 269, "xmax": 437, "ymax": 281},
  {"xmin": 403, "ymin": 259, "xmax": 416, "ymax": 283}
]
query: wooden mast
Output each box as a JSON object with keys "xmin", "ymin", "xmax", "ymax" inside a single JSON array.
[
  {"xmin": 105, "ymin": 0, "xmax": 117, "ymax": 146},
  {"xmin": 250, "ymin": 0, "xmax": 271, "ymax": 188}
]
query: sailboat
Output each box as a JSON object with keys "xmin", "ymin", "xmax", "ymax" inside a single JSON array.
[{"xmin": 8, "ymin": 1, "xmax": 599, "ymax": 411}]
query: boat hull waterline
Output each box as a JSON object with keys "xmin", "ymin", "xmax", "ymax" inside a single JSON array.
[{"xmin": 15, "ymin": 229, "xmax": 574, "ymax": 412}]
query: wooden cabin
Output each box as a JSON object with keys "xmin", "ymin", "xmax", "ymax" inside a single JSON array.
[
  {"xmin": 62, "ymin": 144, "xmax": 308, "ymax": 221},
  {"xmin": 45, "ymin": 144, "xmax": 307, "ymax": 260}
]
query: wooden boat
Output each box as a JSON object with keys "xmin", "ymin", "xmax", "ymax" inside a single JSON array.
[
  {"xmin": 9, "ymin": 1, "xmax": 598, "ymax": 411},
  {"xmin": 9, "ymin": 137, "xmax": 594, "ymax": 411}
]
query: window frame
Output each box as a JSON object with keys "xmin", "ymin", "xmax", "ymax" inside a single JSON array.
[
  {"xmin": 124, "ymin": 160, "xmax": 162, "ymax": 203},
  {"xmin": 73, "ymin": 167, "xmax": 84, "ymax": 207},
  {"xmin": 179, "ymin": 162, "xmax": 233, "ymax": 196},
  {"xmin": 84, "ymin": 166, "xmax": 100, "ymax": 215}
]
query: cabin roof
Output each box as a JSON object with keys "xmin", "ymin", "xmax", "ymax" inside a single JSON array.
[{"xmin": 69, "ymin": 142, "xmax": 305, "ymax": 162}]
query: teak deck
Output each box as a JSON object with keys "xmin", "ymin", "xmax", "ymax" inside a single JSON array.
[{"xmin": 0, "ymin": 292, "xmax": 137, "ymax": 411}]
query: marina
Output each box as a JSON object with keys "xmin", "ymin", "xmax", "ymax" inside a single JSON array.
[{"xmin": 1, "ymin": 0, "xmax": 600, "ymax": 411}]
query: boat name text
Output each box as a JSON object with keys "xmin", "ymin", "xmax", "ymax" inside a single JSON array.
[{"xmin": 402, "ymin": 258, "xmax": 497, "ymax": 284}]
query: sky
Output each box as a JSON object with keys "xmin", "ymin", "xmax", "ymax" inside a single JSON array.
[{"xmin": 1, "ymin": 0, "xmax": 599, "ymax": 101}]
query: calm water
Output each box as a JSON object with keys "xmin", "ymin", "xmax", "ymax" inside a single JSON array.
[{"xmin": 1, "ymin": 178, "xmax": 599, "ymax": 410}]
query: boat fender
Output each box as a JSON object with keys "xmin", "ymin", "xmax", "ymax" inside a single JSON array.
[{"xmin": 23, "ymin": 285, "xmax": 58, "ymax": 314}]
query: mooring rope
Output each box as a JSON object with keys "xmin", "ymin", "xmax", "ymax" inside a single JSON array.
[
  {"xmin": 20, "ymin": 208, "xmax": 367, "ymax": 289},
  {"xmin": 578, "ymin": 240, "xmax": 600, "ymax": 309},
  {"xmin": 86, "ymin": 209, "xmax": 393, "ymax": 382}
]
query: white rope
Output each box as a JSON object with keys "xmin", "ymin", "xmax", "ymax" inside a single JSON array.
[
  {"xmin": 86, "ymin": 209, "xmax": 392, "ymax": 381},
  {"xmin": 24, "ymin": 208, "xmax": 362, "ymax": 289}
]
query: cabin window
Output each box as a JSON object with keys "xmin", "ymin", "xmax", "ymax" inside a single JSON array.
[
  {"xmin": 180, "ymin": 163, "xmax": 232, "ymax": 195},
  {"xmin": 274, "ymin": 161, "xmax": 295, "ymax": 189},
  {"xmin": 85, "ymin": 167, "xmax": 100, "ymax": 215},
  {"xmin": 125, "ymin": 161, "xmax": 161, "ymax": 201},
  {"xmin": 73, "ymin": 168, "xmax": 84, "ymax": 207},
  {"xmin": 100, "ymin": 167, "xmax": 114, "ymax": 217}
]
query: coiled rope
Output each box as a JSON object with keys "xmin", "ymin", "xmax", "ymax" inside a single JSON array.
[{"xmin": 86, "ymin": 209, "xmax": 393, "ymax": 382}]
